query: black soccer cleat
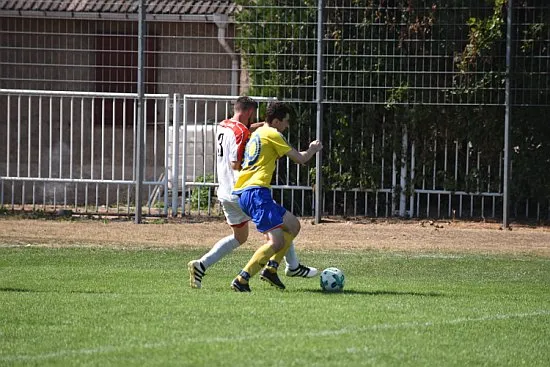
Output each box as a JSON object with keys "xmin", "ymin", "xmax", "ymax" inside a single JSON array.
[
  {"xmin": 259, "ymin": 268, "xmax": 286, "ymax": 290},
  {"xmin": 231, "ymin": 278, "xmax": 251, "ymax": 292}
]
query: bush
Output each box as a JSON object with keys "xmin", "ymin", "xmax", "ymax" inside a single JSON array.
[{"xmin": 190, "ymin": 175, "xmax": 215, "ymax": 210}]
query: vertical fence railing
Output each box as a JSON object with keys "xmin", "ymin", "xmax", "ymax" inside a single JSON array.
[
  {"xmin": 1, "ymin": 89, "xmax": 548, "ymax": 221},
  {"xmin": 0, "ymin": 89, "xmax": 170, "ymax": 216}
]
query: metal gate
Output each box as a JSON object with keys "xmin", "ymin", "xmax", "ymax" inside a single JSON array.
[{"xmin": 0, "ymin": 89, "xmax": 170, "ymax": 216}]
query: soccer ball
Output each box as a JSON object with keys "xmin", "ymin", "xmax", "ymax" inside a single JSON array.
[{"xmin": 320, "ymin": 267, "xmax": 345, "ymax": 292}]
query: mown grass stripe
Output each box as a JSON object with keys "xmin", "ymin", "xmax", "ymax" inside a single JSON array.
[{"xmin": 3, "ymin": 310, "xmax": 548, "ymax": 363}]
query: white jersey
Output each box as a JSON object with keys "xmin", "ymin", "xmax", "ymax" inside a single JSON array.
[{"xmin": 216, "ymin": 118, "xmax": 250, "ymax": 202}]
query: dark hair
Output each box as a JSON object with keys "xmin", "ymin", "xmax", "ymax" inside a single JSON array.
[
  {"xmin": 234, "ymin": 96, "xmax": 258, "ymax": 112},
  {"xmin": 266, "ymin": 101, "xmax": 291, "ymax": 123}
]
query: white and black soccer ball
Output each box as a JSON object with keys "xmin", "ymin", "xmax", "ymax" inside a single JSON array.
[{"xmin": 320, "ymin": 267, "xmax": 345, "ymax": 292}]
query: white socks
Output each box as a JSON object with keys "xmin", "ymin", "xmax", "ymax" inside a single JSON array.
[
  {"xmin": 284, "ymin": 242, "xmax": 300, "ymax": 269},
  {"xmin": 200, "ymin": 235, "xmax": 240, "ymax": 268},
  {"xmin": 200, "ymin": 237, "xmax": 300, "ymax": 270}
]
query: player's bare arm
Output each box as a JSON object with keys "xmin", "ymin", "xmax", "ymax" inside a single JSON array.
[
  {"xmin": 285, "ymin": 140, "xmax": 323, "ymax": 165},
  {"xmin": 249, "ymin": 121, "xmax": 265, "ymax": 132},
  {"xmin": 231, "ymin": 161, "xmax": 241, "ymax": 171}
]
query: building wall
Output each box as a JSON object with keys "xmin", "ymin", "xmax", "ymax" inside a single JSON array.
[
  {"xmin": 0, "ymin": 16, "xmax": 241, "ymax": 204},
  {"xmin": 0, "ymin": 16, "xmax": 238, "ymax": 122}
]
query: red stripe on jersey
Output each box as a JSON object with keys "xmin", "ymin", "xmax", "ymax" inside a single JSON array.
[{"xmin": 220, "ymin": 119, "xmax": 250, "ymax": 162}]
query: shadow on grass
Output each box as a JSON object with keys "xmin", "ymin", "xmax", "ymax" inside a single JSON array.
[
  {"xmin": 302, "ymin": 289, "xmax": 445, "ymax": 297},
  {"xmin": 0, "ymin": 287, "xmax": 116, "ymax": 294},
  {"xmin": 0, "ymin": 287, "xmax": 34, "ymax": 293}
]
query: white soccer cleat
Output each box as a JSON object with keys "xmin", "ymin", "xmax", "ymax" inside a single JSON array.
[
  {"xmin": 285, "ymin": 264, "xmax": 318, "ymax": 278},
  {"xmin": 187, "ymin": 260, "xmax": 205, "ymax": 289}
]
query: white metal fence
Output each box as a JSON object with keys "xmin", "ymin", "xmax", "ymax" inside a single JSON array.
[
  {"xmin": 1, "ymin": 90, "xmax": 548, "ymax": 221},
  {"xmin": 0, "ymin": 89, "xmax": 170, "ymax": 216}
]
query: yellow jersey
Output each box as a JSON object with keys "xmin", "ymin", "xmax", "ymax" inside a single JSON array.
[{"xmin": 233, "ymin": 125, "xmax": 292, "ymax": 193}]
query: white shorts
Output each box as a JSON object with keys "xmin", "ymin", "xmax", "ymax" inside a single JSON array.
[{"xmin": 220, "ymin": 197, "xmax": 250, "ymax": 226}]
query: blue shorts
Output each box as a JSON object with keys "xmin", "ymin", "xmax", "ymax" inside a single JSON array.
[{"xmin": 237, "ymin": 187, "xmax": 286, "ymax": 233}]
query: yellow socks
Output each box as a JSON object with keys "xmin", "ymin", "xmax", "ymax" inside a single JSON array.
[
  {"xmin": 267, "ymin": 232, "xmax": 295, "ymax": 272},
  {"xmin": 236, "ymin": 232, "xmax": 296, "ymax": 284},
  {"xmin": 237, "ymin": 243, "xmax": 276, "ymax": 283}
]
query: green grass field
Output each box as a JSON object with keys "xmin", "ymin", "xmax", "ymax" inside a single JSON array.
[{"xmin": 1, "ymin": 247, "xmax": 549, "ymax": 366}]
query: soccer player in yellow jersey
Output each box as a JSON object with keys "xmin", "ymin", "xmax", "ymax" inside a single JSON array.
[
  {"xmin": 230, "ymin": 101, "xmax": 323, "ymax": 292},
  {"xmin": 186, "ymin": 97, "xmax": 318, "ymax": 289}
]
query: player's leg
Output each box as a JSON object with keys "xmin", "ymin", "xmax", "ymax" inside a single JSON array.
[
  {"xmin": 231, "ymin": 188, "xmax": 286, "ymax": 291},
  {"xmin": 258, "ymin": 230, "xmax": 293, "ymax": 289},
  {"xmin": 188, "ymin": 223, "xmax": 247, "ymax": 288},
  {"xmin": 188, "ymin": 199, "xmax": 249, "ymax": 288},
  {"xmin": 239, "ymin": 228, "xmax": 284, "ymax": 276},
  {"xmin": 284, "ymin": 244, "xmax": 318, "ymax": 277},
  {"xmin": 231, "ymin": 228, "xmax": 284, "ymax": 292},
  {"xmin": 268, "ymin": 210, "xmax": 319, "ymax": 278},
  {"xmin": 199, "ymin": 200, "xmax": 249, "ymax": 267},
  {"xmin": 283, "ymin": 243, "xmax": 300, "ymax": 270},
  {"xmin": 265, "ymin": 210, "xmax": 299, "ymax": 269},
  {"xmin": 253, "ymin": 203, "xmax": 290, "ymax": 289}
]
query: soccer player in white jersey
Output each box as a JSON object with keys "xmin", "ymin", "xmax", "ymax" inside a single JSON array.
[{"xmin": 187, "ymin": 96, "xmax": 318, "ymax": 288}]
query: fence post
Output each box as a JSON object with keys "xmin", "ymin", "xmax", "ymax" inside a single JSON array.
[
  {"xmin": 314, "ymin": 0, "xmax": 324, "ymax": 224},
  {"xmin": 171, "ymin": 94, "xmax": 181, "ymax": 216},
  {"xmin": 181, "ymin": 95, "xmax": 188, "ymax": 216},
  {"xmin": 503, "ymin": 0, "xmax": 512, "ymax": 228},
  {"xmin": 164, "ymin": 95, "xmax": 170, "ymax": 216},
  {"xmin": 399, "ymin": 124, "xmax": 408, "ymax": 217},
  {"xmin": 409, "ymin": 140, "xmax": 416, "ymax": 217},
  {"xmin": 134, "ymin": 0, "xmax": 146, "ymax": 224}
]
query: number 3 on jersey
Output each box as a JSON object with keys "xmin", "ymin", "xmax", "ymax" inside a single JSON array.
[
  {"xmin": 242, "ymin": 134, "xmax": 261, "ymax": 169},
  {"xmin": 217, "ymin": 133, "xmax": 224, "ymax": 157}
]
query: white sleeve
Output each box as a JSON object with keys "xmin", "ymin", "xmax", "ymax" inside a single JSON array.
[{"xmin": 228, "ymin": 133, "xmax": 238, "ymax": 163}]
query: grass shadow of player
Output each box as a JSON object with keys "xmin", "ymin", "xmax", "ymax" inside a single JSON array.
[
  {"xmin": 0, "ymin": 287, "xmax": 116, "ymax": 295},
  {"xmin": 303, "ymin": 289, "xmax": 445, "ymax": 297}
]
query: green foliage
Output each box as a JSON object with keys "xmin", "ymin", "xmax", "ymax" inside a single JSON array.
[
  {"xmin": 190, "ymin": 174, "xmax": 215, "ymax": 210},
  {"xmin": 235, "ymin": 1, "xmax": 550, "ymax": 204},
  {"xmin": 385, "ymin": 83, "xmax": 410, "ymax": 110},
  {"xmin": 520, "ymin": 22, "xmax": 544, "ymax": 53},
  {"xmin": 148, "ymin": 218, "xmax": 167, "ymax": 224},
  {"xmin": 152, "ymin": 200, "xmax": 165, "ymax": 209},
  {"xmin": 458, "ymin": 0, "xmax": 505, "ymax": 72}
]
